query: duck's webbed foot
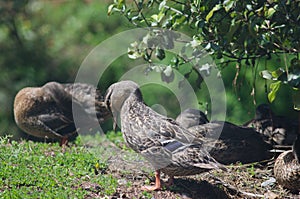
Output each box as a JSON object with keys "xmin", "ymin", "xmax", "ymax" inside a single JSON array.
[{"xmin": 142, "ymin": 170, "xmax": 161, "ymax": 191}]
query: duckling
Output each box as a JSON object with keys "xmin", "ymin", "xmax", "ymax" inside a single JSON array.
[
  {"xmin": 274, "ymin": 135, "xmax": 300, "ymax": 191},
  {"xmin": 176, "ymin": 108, "xmax": 272, "ymax": 164},
  {"xmin": 14, "ymin": 82, "xmax": 111, "ymax": 145},
  {"xmin": 104, "ymin": 80, "xmax": 225, "ymax": 191},
  {"xmin": 244, "ymin": 104, "xmax": 298, "ymax": 145}
]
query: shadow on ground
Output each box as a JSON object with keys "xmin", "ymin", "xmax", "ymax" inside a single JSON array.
[{"xmin": 171, "ymin": 178, "xmax": 229, "ymax": 199}]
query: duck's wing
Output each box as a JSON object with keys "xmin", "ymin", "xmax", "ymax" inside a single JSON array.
[
  {"xmin": 145, "ymin": 112, "xmax": 203, "ymax": 145},
  {"xmin": 138, "ymin": 109, "xmax": 223, "ymax": 170},
  {"xmin": 188, "ymin": 121, "xmax": 273, "ymax": 164},
  {"xmin": 129, "ymin": 103, "xmax": 201, "ymax": 145},
  {"xmin": 170, "ymin": 143, "xmax": 224, "ymax": 170},
  {"xmin": 36, "ymin": 111, "xmax": 77, "ymax": 139},
  {"xmin": 140, "ymin": 138, "xmax": 224, "ymax": 171}
]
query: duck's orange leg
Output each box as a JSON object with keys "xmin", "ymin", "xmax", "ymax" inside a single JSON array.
[
  {"xmin": 60, "ymin": 136, "xmax": 68, "ymax": 147},
  {"xmin": 142, "ymin": 170, "xmax": 161, "ymax": 191}
]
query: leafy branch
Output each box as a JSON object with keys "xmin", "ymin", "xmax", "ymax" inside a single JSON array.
[{"xmin": 108, "ymin": 0, "xmax": 300, "ymax": 107}]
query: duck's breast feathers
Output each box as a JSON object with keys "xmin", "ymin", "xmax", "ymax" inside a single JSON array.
[{"xmin": 274, "ymin": 150, "xmax": 300, "ymax": 190}]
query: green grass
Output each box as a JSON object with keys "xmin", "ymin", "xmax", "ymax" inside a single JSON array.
[
  {"xmin": 1, "ymin": 132, "xmax": 295, "ymax": 198},
  {"xmin": 0, "ymin": 135, "xmax": 118, "ymax": 198}
]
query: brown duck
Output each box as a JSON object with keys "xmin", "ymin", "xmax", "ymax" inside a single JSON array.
[
  {"xmin": 244, "ymin": 104, "xmax": 298, "ymax": 145},
  {"xmin": 14, "ymin": 82, "xmax": 111, "ymax": 145},
  {"xmin": 274, "ymin": 135, "xmax": 300, "ymax": 191},
  {"xmin": 104, "ymin": 80, "xmax": 225, "ymax": 191},
  {"xmin": 176, "ymin": 108, "xmax": 272, "ymax": 164}
]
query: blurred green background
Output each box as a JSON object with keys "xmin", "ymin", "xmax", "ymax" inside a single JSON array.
[{"xmin": 0, "ymin": 0, "xmax": 296, "ymax": 139}]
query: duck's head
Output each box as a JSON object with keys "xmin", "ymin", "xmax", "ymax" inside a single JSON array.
[
  {"xmin": 255, "ymin": 104, "xmax": 273, "ymax": 120},
  {"xmin": 104, "ymin": 80, "xmax": 142, "ymax": 130},
  {"xmin": 176, "ymin": 108, "xmax": 209, "ymax": 128}
]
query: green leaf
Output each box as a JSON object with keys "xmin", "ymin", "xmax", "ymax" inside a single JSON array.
[
  {"xmin": 174, "ymin": 15, "xmax": 186, "ymax": 26},
  {"xmin": 223, "ymin": 0, "xmax": 235, "ymax": 12},
  {"xmin": 260, "ymin": 70, "xmax": 273, "ymax": 80},
  {"xmin": 107, "ymin": 4, "xmax": 115, "ymax": 16},
  {"xmin": 163, "ymin": 65, "xmax": 173, "ymax": 77},
  {"xmin": 161, "ymin": 65, "xmax": 174, "ymax": 83},
  {"xmin": 268, "ymin": 81, "xmax": 281, "ymax": 103},
  {"xmin": 206, "ymin": 4, "xmax": 222, "ymax": 22},
  {"xmin": 266, "ymin": 7, "xmax": 276, "ymax": 18},
  {"xmin": 128, "ymin": 49, "xmax": 143, "ymax": 59},
  {"xmin": 108, "ymin": 1, "xmax": 125, "ymax": 15},
  {"xmin": 271, "ymin": 68, "xmax": 285, "ymax": 79},
  {"xmin": 151, "ymin": 12, "xmax": 165, "ymax": 23},
  {"xmin": 158, "ymin": 0, "xmax": 166, "ymax": 11},
  {"xmin": 117, "ymin": 0, "xmax": 125, "ymax": 8}
]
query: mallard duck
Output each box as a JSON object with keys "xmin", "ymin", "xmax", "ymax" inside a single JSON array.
[
  {"xmin": 274, "ymin": 135, "xmax": 300, "ymax": 191},
  {"xmin": 244, "ymin": 104, "xmax": 298, "ymax": 145},
  {"xmin": 14, "ymin": 82, "xmax": 111, "ymax": 145},
  {"xmin": 104, "ymin": 80, "xmax": 225, "ymax": 191},
  {"xmin": 176, "ymin": 108, "xmax": 272, "ymax": 164}
]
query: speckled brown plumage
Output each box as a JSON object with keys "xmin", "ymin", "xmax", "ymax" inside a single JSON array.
[
  {"xmin": 176, "ymin": 108, "xmax": 272, "ymax": 164},
  {"xmin": 244, "ymin": 104, "xmax": 298, "ymax": 145},
  {"xmin": 104, "ymin": 80, "xmax": 224, "ymax": 190},
  {"xmin": 274, "ymin": 136, "xmax": 300, "ymax": 191},
  {"xmin": 14, "ymin": 82, "xmax": 111, "ymax": 144}
]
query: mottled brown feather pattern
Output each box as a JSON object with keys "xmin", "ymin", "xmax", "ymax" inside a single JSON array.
[
  {"xmin": 274, "ymin": 136, "xmax": 300, "ymax": 191},
  {"xmin": 14, "ymin": 82, "xmax": 110, "ymax": 142},
  {"xmin": 105, "ymin": 80, "xmax": 224, "ymax": 179}
]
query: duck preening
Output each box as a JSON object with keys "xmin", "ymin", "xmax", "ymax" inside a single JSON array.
[
  {"xmin": 104, "ymin": 80, "xmax": 225, "ymax": 191},
  {"xmin": 14, "ymin": 82, "xmax": 111, "ymax": 145}
]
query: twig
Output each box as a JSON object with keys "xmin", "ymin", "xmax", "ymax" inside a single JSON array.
[
  {"xmin": 162, "ymin": 5, "xmax": 189, "ymax": 18},
  {"xmin": 133, "ymin": 0, "xmax": 151, "ymax": 27}
]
